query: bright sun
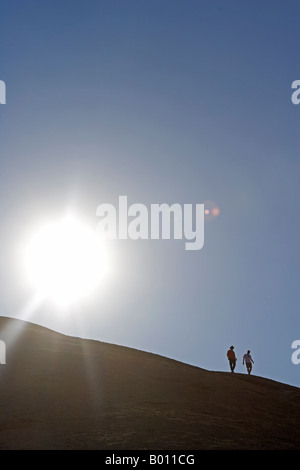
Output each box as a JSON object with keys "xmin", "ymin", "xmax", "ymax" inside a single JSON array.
[{"xmin": 23, "ymin": 216, "xmax": 111, "ymax": 306}]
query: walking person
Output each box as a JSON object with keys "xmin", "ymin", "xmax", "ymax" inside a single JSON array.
[
  {"xmin": 227, "ymin": 346, "xmax": 236, "ymax": 372},
  {"xmin": 243, "ymin": 350, "xmax": 254, "ymax": 375}
]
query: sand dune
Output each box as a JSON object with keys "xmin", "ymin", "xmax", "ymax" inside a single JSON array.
[{"xmin": 0, "ymin": 316, "xmax": 299, "ymax": 450}]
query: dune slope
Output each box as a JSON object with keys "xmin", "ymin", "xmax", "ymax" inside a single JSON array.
[{"xmin": 0, "ymin": 316, "xmax": 299, "ymax": 450}]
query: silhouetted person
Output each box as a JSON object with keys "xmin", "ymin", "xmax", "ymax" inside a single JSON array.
[
  {"xmin": 227, "ymin": 346, "xmax": 236, "ymax": 372},
  {"xmin": 243, "ymin": 350, "xmax": 254, "ymax": 375}
]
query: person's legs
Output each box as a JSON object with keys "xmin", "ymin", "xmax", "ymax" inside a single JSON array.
[
  {"xmin": 229, "ymin": 359, "xmax": 236, "ymax": 372},
  {"xmin": 246, "ymin": 362, "xmax": 252, "ymax": 375}
]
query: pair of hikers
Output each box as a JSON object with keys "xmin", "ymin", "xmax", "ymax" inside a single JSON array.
[{"xmin": 227, "ymin": 346, "xmax": 254, "ymax": 375}]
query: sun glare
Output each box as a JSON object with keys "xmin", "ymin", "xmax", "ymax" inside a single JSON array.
[{"xmin": 23, "ymin": 216, "xmax": 111, "ymax": 306}]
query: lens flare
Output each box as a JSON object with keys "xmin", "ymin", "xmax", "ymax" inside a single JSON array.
[{"xmin": 204, "ymin": 201, "xmax": 220, "ymax": 221}]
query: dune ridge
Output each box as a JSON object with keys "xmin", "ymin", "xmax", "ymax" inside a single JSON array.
[{"xmin": 0, "ymin": 316, "xmax": 299, "ymax": 450}]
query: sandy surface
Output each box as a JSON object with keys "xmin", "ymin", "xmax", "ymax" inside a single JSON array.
[{"xmin": 0, "ymin": 316, "xmax": 299, "ymax": 450}]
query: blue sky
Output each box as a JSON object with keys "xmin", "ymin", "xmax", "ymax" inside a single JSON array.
[{"xmin": 0, "ymin": 0, "xmax": 299, "ymax": 387}]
